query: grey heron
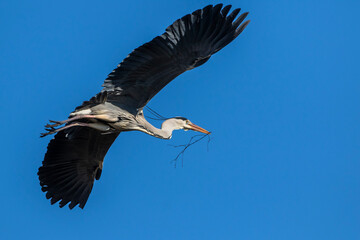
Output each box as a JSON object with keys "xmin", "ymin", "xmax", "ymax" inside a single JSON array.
[{"xmin": 38, "ymin": 4, "xmax": 250, "ymax": 209}]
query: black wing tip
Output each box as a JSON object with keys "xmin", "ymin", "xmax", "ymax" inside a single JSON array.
[
  {"xmin": 221, "ymin": 5, "xmax": 232, "ymax": 16},
  {"xmin": 37, "ymin": 149, "xmax": 92, "ymax": 209},
  {"xmin": 213, "ymin": 3, "xmax": 224, "ymax": 11},
  {"xmin": 230, "ymin": 8, "xmax": 241, "ymax": 18},
  {"xmin": 163, "ymin": 4, "xmax": 250, "ymax": 67},
  {"xmin": 39, "ymin": 179, "xmax": 90, "ymax": 210},
  {"xmin": 194, "ymin": 4, "xmax": 238, "ymax": 16},
  {"xmin": 194, "ymin": 4, "xmax": 250, "ymax": 30},
  {"xmin": 235, "ymin": 19, "xmax": 251, "ymax": 38},
  {"xmin": 40, "ymin": 186, "xmax": 88, "ymax": 210}
]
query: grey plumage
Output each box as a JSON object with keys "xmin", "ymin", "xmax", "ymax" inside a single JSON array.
[{"xmin": 38, "ymin": 4, "xmax": 250, "ymax": 209}]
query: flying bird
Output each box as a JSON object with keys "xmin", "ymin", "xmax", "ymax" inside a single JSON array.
[{"xmin": 38, "ymin": 4, "xmax": 250, "ymax": 209}]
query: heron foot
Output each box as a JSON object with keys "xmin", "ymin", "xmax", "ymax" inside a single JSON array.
[
  {"xmin": 45, "ymin": 120, "xmax": 64, "ymax": 128},
  {"xmin": 40, "ymin": 131, "xmax": 55, "ymax": 138}
]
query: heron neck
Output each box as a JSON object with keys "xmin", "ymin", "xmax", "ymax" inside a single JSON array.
[{"xmin": 140, "ymin": 118, "xmax": 177, "ymax": 139}]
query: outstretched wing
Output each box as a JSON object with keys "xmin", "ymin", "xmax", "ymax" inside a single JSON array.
[
  {"xmin": 38, "ymin": 127, "xmax": 119, "ymax": 209},
  {"xmin": 102, "ymin": 4, "xmax": 250, "ymax": 108}
]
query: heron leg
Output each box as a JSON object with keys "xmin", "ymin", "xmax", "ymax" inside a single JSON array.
[
  {"xmin": 45, "ymin": 114, "xmax": 118, "ymax": 128},
  {"xmin": 40, "ymin": 122, "xmax": 111, "ymax": 138},
  {"xmin": 41, "ymin": 122, "xmax": 86, "ymax": 137},
  {"xmin": 45, "ymin": 115, "xmax": 97, "ymax": 128}
]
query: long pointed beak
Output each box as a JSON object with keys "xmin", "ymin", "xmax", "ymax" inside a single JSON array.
[{"xmin": 188, "ymin": 123, "xmax": 211, "ymax": 134}]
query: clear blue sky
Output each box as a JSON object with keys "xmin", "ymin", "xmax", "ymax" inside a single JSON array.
[{"xmin": 1, "ymin": 0, "xmax": 359, "ymax": 239}]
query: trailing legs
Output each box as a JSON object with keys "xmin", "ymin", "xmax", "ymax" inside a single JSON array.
[{"xmin": 41, "ymin": 114, "xmax": 115, "ymax": 137}]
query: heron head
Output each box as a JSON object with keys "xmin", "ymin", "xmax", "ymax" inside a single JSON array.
[{"xmin": 172, "ymin": 117, "xmax": 211, "ymax": 134}]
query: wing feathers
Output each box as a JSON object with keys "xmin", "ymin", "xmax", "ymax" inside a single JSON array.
[
  {"xmin": 221, "ymin": 5, "xmax": 232, "ymax": 16},
  {"xmin": 38, "ymin": 128, "xmax": 119, "ymax": 209},
  {"xmin": 103, "ymin": 4, "xmax": 250, "ymax": 108}
]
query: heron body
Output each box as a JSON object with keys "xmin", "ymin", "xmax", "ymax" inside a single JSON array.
[{"xmin": 38, "ymin": 4, "xmax": 250, "ymax": 209}]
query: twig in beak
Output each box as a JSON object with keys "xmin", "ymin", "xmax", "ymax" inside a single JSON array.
[{"xmin": 169, "ymin": 133, "xmax": 211, "ymax": 168}]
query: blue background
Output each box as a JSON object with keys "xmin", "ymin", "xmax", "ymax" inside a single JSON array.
[{"xmin": 1, "ymin": 0, "xmax": 359, "ymax": 239}]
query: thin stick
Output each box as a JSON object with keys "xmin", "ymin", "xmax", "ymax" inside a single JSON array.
[
  {"xmin": 145, "ymin": 106, "xmax": 169, "ymax": 120},
  {"xmin": 170, "ymin": 133, "xmax": 211, "ymax": 168}
]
